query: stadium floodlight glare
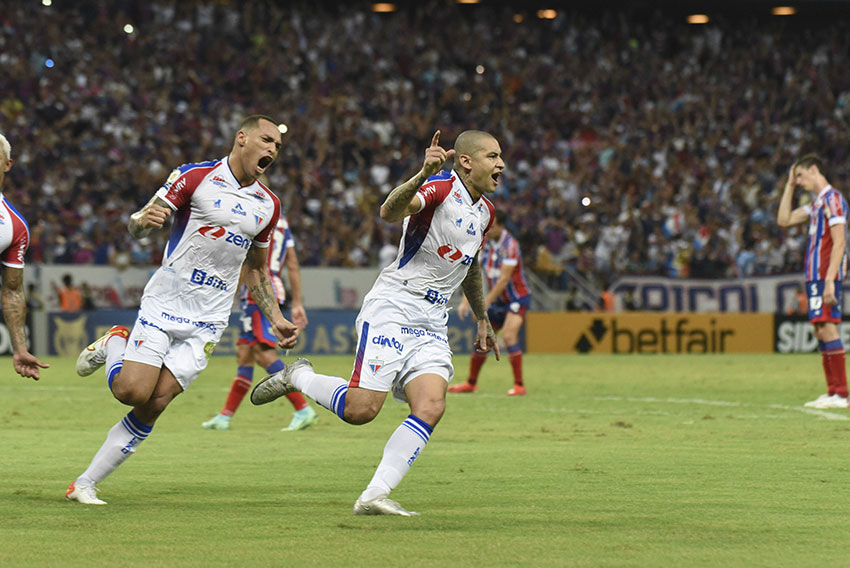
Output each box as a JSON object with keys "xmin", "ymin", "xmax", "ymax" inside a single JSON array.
[
  {"xmin": 537, "ymin": 9, "xmax": 557, "ymax": 20},
  {"xmin": 372, "ymin": 3, "xmax": 396, "ymax": 12},
  {"xmin": 513, "ymin": 14, "xmax": 524, "ymax": 23},
  {"xmin": 42, "ymin": 0, "xmax": 52, "ymax": 6},
  {"xmin": 457, "ymin": 0, "xmax": 481, "ymax": 4},
  {"xmin": 278, "ymin": 124, "xmax": 288, "ymax": 135},
  {"xmin": 475, "ymin": 65, "xmax": 485, "ymax": 75},
  {"xmin": 772, "ymin": 6, "xmax": 796, "ymax": 16},
  {"xmin": 45, "ymin": 59, "xmax": 55, "ymax": 68},
  {"xmin": 581, "ymin": 196, "xmax": 591, "ymax": 207},
  {"xmin": 123, "ymin": 24, "xmax": 134, "ymax": 34},
  {"xmin": 687, "ymin": 14, "xmax": 710, "ymax": 24}
]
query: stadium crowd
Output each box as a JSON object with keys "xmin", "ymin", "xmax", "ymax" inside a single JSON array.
[{"xmin": 2, "ymin": 0, "xmax": 850, "ymax": 292}]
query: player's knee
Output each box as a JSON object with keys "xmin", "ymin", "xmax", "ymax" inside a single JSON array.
[
  {"xmin": 412, "ymin": 398, "xmax": 445, "ymax": 427},
  {"xmin": 111, "ymin": 383, "xmax": 150, "ymax": 407},
  {"xmin": 344, "ymin": 405, "xmax": 381, "ymax": 425}
]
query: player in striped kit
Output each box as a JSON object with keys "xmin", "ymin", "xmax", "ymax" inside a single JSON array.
[
  {"xmin": 66, "ymin": 116, "xmax": 299, "ymax": 504},
  {"xmin": 0, "ymin": 133, "xmax": 49, "ymax": 380},
  {"xmin": 777, "ymin": 154, "xmax": 849, "ymax": 409},
  {"xmin": 202, "ymin": 215, "xmax": 317, "ymax": 432},
  {"xmin": 450, "ymin": 210, "xmax": 531, "ymax": 395},
  {"xmin": 251, "ymin": 130, "xmax": 502, "ymax": 515}
]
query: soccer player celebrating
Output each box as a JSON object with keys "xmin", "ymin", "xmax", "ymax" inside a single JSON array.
[
  {"xmin": 251, "ymin": 130, "xmax": 502, "ymax": 515},
  {"xmin": 0, "ymin": 133, "xmax": 49, "ymax": 380},
  {"xmin": 450, "ymin": 209, "xmax": 531, "ymax": 395},
  {"xmin": 202, "ymin": 214, "xmax": 317, "ymax": 432},
  {"xmin": 777, "ymin": 154, "xmax": 849, "ymax": 409},
  {"xmin": 66, "ymin": 116, "xmax": 299, "ymax": 504}
]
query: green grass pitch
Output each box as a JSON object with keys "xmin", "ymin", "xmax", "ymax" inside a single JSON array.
[{"xmin": 1, "ymin": 353, "xmax": 849, "ymax": 567}]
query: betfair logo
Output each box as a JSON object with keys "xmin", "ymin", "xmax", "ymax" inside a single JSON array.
[{"xmin": 576, "ymin": 318, "xmax": 734, "ymax": 354}]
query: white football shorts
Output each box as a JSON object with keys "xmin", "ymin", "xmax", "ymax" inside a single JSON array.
[
  {"xmin": 349, "ymin": 297, "xmax": 454, "ymax": 403},
  {"xmin": 122, "ymin": 296, "xmax": 227, "ymax": 390}
]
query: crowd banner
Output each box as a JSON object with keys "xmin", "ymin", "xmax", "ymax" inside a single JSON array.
[
  {"xmin": 44, "ymin": 308, "xmax": 490, "ymax": 357},
  {"xmin": 527, "ymin": 312, "xmax": 774, "ymax": 354},
  {"xmin": 611, "ymin": 275, "xmax": 816, "ymax": 314}
]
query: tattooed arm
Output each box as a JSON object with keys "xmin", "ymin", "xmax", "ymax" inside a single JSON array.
[
  {"xmin": 380, "ymin": 130, "xmax": 456, "ymax": 222},
  {"xmin": 461, "ymin": 256, "xmax": 500, "ymax": 360},
  {"xmin": 243, "ymin": 244, "xmax": 299, "ymax": 349},
  {"xmin": 2, "ymin": 265, "xmax": 49, "ymax": 379},
  {"xmin": 128, "ymin": 196, "xmax": 172, "ymax": 239}
]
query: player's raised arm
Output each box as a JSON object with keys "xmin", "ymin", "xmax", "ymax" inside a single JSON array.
[
  {"xmin": 380, "ymin": 130, "xmax": 456, "ymax": 223},
  {"xmin": 128, "ymin": 195, "xmax": 172, "ymax": 239},
  {"xmin": 777, "ymin": 164, "xmax": 809, "ymax": 227}
]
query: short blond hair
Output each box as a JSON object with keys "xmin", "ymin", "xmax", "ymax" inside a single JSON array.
[{"xmin": 0, "ymin": 133, "xmax": 10, "ymax": 161}]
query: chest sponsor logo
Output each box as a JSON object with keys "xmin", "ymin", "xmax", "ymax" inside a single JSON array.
[
  {"xmin": 232, "ymin": 203, "xmax": 246, "ymax": 216},
  {"xmin": 437, "ymin": 244, "xmax": 474, "ymax": 265},
  {"xmin": 210, "ymin": 175, "xmax": 228, "ymax": 188},
  {"xmin": 467, "ymin": 222, "xmax": 476, "ymax": 236},
  {"xmin": 452, "ymin": 190, "xmax": 463, "ymax": 204},
  {"xmin": 190, "ymin": 268, "xmax": 228, "ymax": 290},
  {"xmin": 198, "ymin": 226, "xmax": 252, "ymax": 249}
]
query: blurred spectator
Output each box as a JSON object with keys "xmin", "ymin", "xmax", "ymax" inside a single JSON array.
[
  {"xmin": 54, "ymin": 273, "xmax": 82, "ymax": 312},
  {"xmin": 1, "ymin": 1, "xmax": 849, "ymax": 293}
]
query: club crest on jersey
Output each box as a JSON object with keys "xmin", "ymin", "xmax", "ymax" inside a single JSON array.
[
  {"xmin": 210, "ymin": 175, "xmax": 228, "ymax": 188},
  {"xmin": 466, "ymin": 222, "xmax": 476, "ymax": 236},
  {"xmin": 232, "ymin": 203, "xmax": 246, "ymax": 216},
  {"xmin": 368, "ymin": 358, "xmax": 384, "ymax": 374},
  {"xmin": 134, "ymin": 338, "xmax": 145, "ymax": 349},
  {"xmin": 452, "ymin": 190, "xmax": 463, "ymax": 204},
  {"xmin": 253, "ymin": 209, "xmax": 264, "ymax": 227}
]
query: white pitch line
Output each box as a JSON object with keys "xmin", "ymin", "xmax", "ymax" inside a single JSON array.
[{"xmin": 595, "ymin": 396, "xmax": 850, "ymax": 421}]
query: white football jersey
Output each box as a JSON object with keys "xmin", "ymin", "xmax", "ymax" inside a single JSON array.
[
  {"xmin": 0, "ymin": 193, "xmax": 29, "ymax": 269},
  {"xmin": 365, "ymin": 169, "xmax": 494, "ymax": 320},
  {"xmin": 143, "ymin": 157, "xmax": 280, "ymax": 322}
]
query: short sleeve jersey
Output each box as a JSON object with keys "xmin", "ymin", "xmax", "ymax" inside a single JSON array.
[
  {"xmin": 145, "ymin": 157, "xmax": 280, "ymax": 321},
  {"xmin": 0, "ymin": 193, "xmax": 29, "ymax": 269},
  {"xmin": 481, "ymin": 228, "xmax": 531, "ymax": 304},
  {"xmin": 365, "ymin": 170, "xmax": 495, "ymax": 318},
  {"xmin": 803, "ymin": 184, "xmax": 848, "ymax": 282}
]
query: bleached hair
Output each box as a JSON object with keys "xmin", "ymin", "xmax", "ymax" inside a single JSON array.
[{"xmin": 0, "ymin": 133, "xmax": 10, "ymax": 161}]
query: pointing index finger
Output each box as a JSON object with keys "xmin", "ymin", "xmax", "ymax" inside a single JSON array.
[{"xmin": 431, "ymin": 130, "xmax": 441, "ymax": 148}]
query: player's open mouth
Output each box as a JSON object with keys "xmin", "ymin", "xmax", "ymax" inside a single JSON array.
[
  {"xmin": 258, "ymin": 156, "xmax": 273, "ymax": 169},
  {"xmin": 491, "ymin": 172, "xmax": 501, "ymax": 185}
]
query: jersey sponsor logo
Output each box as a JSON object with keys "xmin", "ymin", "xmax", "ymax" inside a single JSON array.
[
  {"xmin": 190, "ymin": 268, "xmax": 228, "ymax": 291},
  {"xmin": 368, "ymin": 358, "xmax": 383, "ymax": 373},
  {"xmin": 455, "ymin": 217, "xmax": 462, "ymax": 227},
  {"xmin": 452, "ymin": 190, "xmax": 463, "ymax": 204},
  {"xmin": 466, "ymin": 222, "xmax": 477, "ymax": 236},
  {"xmin": 199, "ymin": 225, "xmax": 226, "ymax": 239},
  {"xmin": 198, "ymin": 226, "xmax": 251, "ymax": 249},
  {"xmin": 436, "ymin": 244, "xmax": 474, "ymax": 265},
  {"xmin": 0, "ymin": 211, "xmax": 5, "ymax": 224},
  {"xmin": 232, "ymin": 203, "xmax": 246, "ymax": 216},
  {"xmin": 174, "ymin": 178, "xmax": 187, "ymax": 192},
  {"xmin": 424, "ymin": 288, "xmax": 449, "ymax": 306},
  {"xmin": 372, "ymin": 334, "xmax": 404, "ymax": 354},
  {"xmin": 213, "ymin": 199, "xmax": 222, "ymax": 208},
  {"xmin": 252, "ymin": 191, "xmax": 267, "ymax": 202},
  {"xmin": 210, "ymin": 175, "xmax": 228, "ymax": 188}
]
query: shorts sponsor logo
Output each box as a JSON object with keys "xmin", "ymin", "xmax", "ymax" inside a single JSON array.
[
  {"xmin": 372, "ymin": 334, "xmax": 404, "ymax": 354},
  {"xmin": 399, "ymin": 326, "xmax": 448, "ymax": 345},
  {"xmin": 159, "ymin": 311, "xmax": 218, "ymax": 333},
  {"xmin": 204, "ymin": 341, "xmax": 216, "ymax": 359}
]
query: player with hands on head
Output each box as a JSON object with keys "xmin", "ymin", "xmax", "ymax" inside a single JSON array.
[
  {"xmin": 451, "ymin": 209, "xmax": 531, "ymax": 396},
  {"xmin": 777, "ymin": 154, "xmax": 849, "ymax": 409},
  {"xmin": 66, "ymin": 115, "xmax": 298, "ymax": 505},
  {"xmin": 0, "ymin": 132, "xmax": 49, "ymax": 380},
  {"xmin": 251, "ymin": 129, "xmax": 502, "ymax": 516}
]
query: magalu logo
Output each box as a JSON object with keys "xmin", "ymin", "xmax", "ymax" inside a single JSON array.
[{"xmin": 368, "ymin": 358, "xmax": 383, "ymax": 373}]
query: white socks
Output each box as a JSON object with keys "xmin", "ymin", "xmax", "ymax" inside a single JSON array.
[
  {"xmin": 76, "ymin": 411, "xmax": 152, "ymax": 486},
  {"xmin": 359, "ymin": 414, "xmax": 433, "ymax": 502}
]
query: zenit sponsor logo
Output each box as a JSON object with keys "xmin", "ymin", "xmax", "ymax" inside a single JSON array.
[
  {"xmin": 198, "ymin": 226, "xmax": 252, "ymax": 249},
  {"xmin": 575, "ymin": 318, "xmax": 735, "ymax": 354},
  {"xmin": 437, "ymin": 244, "xmax": 474, "ymax": 265}
]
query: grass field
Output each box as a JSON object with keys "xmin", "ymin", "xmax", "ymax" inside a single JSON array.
[{"xmin": 1, "ymin": 353, "xmax": 849, "ymax": 567}]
